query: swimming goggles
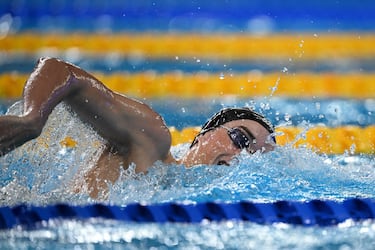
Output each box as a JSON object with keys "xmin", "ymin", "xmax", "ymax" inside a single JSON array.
[
  {"xmin": 191, "ymin": 125, "xmax": 256, "ymax": 153},
  {"xmin": 222, "ymin": 126, "xmax": 256, "ymax": 153},
  {"xmin": 191, "ymin": 108, "xmax": 276, "ymax": 145}
]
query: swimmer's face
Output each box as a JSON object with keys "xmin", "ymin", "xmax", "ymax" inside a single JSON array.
[{"xmin": 179, "ymin": 119, "xmax": 275, "ymax": 167}]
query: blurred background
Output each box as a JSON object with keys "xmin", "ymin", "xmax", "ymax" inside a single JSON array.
[
  {"xmin": 1, "ymin": 3, "xmax": 375, "ymax": 247},
  {"xmin": 0, "ymin": 0, "xmax": 374, "ymax": 134}
]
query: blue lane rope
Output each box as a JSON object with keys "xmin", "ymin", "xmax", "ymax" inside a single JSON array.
[
  {"xmin": 0, "ymin": 198, "xmax": 374, "ymax": 229},
  {"xmin": 2, "ymin": 0, "xmax": 374, "ymax": 20},
  {"xmin": 2, "ymin": 0, "xmax": 375, "ymax": 32}
]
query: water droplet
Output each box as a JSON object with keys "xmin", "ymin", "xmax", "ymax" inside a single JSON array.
[
  {"xmin": 260, "ymin": 102, "xmax": 270, "ymax": 111},
  {"xmin": 269, "ymin": 77, "xmax": 280, "ymax": 96},
  {"xmin": 315, "ymin": 102, "xmax": 321, "ymax": 110},
  {"xmin": 196, "ymin": 59, "xmax": 201, "ymax": 63},
  {"xmin": 282, "ymin": 67, "xmax": 288, "ymax": 73},
  {"xmin": 181, "ymin": 107, "xmax": 186, "ymax": 113},
  {"xmin": 175, "ymin": 56, "xmax": 179, "ymax": 60},
  {"xmin": 219, "ymin": 73, "xmax": 225, "ymax": 80}
]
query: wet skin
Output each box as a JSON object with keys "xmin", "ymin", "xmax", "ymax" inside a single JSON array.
[
  {"xmin": 179, "ymin": 119, "xmax": 274, "ymax": 167},
  {"xmin": 0, "ymin": 57, "xmax": 274, "ymax": 198}
]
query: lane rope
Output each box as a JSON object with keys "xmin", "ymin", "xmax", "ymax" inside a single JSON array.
[
  {"xmin": 2, "ymin": 33, "xmax": 375, "ymax": 60},
  {"xmin": 0, "ymin": 198, "xmax": 374, "ymax": 229},
  {"xmin": 1, "ymin": 72, "xmax": 375, "ymax": 98}
]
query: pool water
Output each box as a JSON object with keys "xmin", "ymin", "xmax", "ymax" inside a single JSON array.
[
  {"xmin": 0, "ymin": 100, "xmax": 374, "ymax": 206},
  {"xmin": 0, "ymin": 99, "xmax": 374, "ymax": 249},
  {"xmin": 1, "ymin": 0, "xmax": 375, "ymax": 249},
  {"xmin": 1, "ymin": 219, "xmax": 375, "ymax": 249}
]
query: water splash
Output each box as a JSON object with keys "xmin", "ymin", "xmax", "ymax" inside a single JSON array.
[
  {"xmin": 1, "ymin": 212, "xmax": 374, "ymax": 249},
  {"xmin": 0, "ymin": 101, "xmax": 106, "ymax": 206},
  {"xmin": 0, "ymin": 102, "xmax": 374, "ymax": 206},
  {"xmin": 106, "ymin": 144, "xmax": 374, "ymax": 205}
]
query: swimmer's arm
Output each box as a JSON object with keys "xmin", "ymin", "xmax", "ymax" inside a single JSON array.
[
  {"xmin": 0, "ymin": 57, "xmax": 172, "ymax": 170},
  {"xmin": 66, "ymin": 85, "xmax": 172, "ymax": 171}
]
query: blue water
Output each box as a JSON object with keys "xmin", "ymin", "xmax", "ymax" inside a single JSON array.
[
  {"xmin": 0, "ymin": 100, "xmax": 374, "ymax": 206},
  {"xmin": 1, "ymin": 219, "xmax": 375, "ymax": 249},
  {"xmin": 2, "ymin": 143, "xmax": 374, "ymax": 206},
  {"xmin": 150, "ymin": 97, "xmax": 375, "ymax": 129},
  {"xmin": 2, "ymin": 57, "xmax": 375, "ymax": 74},
  {"xmin": 2, "ymin": 0, "xmax": 375, "ymax": 32},
  {"xmin": 0, "ymin": 100, "xmax": 374, "ymax": 249},
  {"xmin": 2, "ymin": 97, "xmax": 374, "ymax": 130},
  {"xmin": 1, "ymin": 0, "xmax": 375, "ymax": 248},
  {"xmin": 0, "ymin": 67, "xmax": 374, "ymax": 249}
]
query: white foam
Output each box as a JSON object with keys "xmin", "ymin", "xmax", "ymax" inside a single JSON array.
[
  {"xmin": 0, "ymin": 101, "xmax": 106, "ymax": 205},
  {"xmin": 0, "ymin": 102, "xmax": 374, "ymax": 206}
]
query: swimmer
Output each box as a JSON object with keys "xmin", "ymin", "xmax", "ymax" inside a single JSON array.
[{"xmin": 0, "ymin": 57, "xmax": 275, "ymax": 198}]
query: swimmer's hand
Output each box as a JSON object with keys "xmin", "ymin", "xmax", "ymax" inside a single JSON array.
[{"xmin": 0, "ymin": 115, "xmax": 41, "ymax": 156}]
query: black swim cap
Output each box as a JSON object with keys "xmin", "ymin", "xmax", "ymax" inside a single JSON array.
[{"xmin": 193, "ymin": 107, "xmax": 276, "ymax": 145}]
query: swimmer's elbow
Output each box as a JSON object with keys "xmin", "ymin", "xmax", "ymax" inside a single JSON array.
[
  {"xmin": 36, "ymin": 57, "xmax": 61, "ymax": 66},
  {"xmin": 36, "ymin": 57, "xmax": 75, "ymax": 74}
]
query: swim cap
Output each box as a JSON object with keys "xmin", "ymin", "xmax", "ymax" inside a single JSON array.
[{"xmin": 193, "ymin": 107, "xmax": 276, "ymax": 144}]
